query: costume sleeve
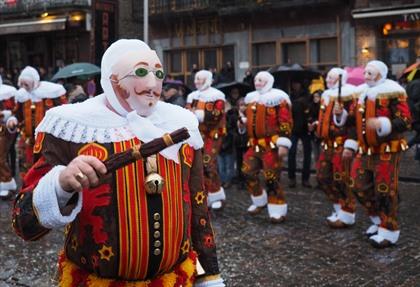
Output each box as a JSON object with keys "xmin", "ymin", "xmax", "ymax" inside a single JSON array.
[
  {"xmin": 189, "ymin": 148, "xmax": 221, "ymax": 277},
  {"xmin": 204, "ymin": 100, "xmax": 225, "ymax": 127},
  {"xmin": 388, "ymin": 93, "xmax": 412, "ymax": 134},
  {"xmin": 12, "ymin": 133, "xmax": 79, "ymax": 241},
  {"xmin": 343, "ymin": 97, "xmax": 358, "ymax": 151},
  {"xmin": 276, "ymin": 100, "xmax": 293, "ymax": 149}
]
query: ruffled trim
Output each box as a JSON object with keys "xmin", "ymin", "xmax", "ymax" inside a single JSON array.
[
  {"xmin": 0, "ymin": 84, "xmax": 17, "ymax": 100},
  {"xmin": 321, "ymin": 84, "xmax": 356, "ymax": 106},
  {"xmin": 245, "ymin": 89, "xmax": 291, "ymax": 106},
  {"xmin": 357, "ymin": 80, "xmax": 405, "ymax": 103},
  {"xmin": 58, "ymin": 250, "xmax": 197, "ymax": 287},
  {"xmin": 36, "ymin": 94, "xmax": 203, "ymax": 150},
  {"xmin": 15, "ymin": 81, "xmax": 66, "ymax": 103},
  {"xmin": 186, "ymin": 87, "xmax": 225, "ymax": 103}
]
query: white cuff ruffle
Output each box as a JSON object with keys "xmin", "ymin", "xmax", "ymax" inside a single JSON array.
[
  {"xmin": 33, "ymin": 165, "xmax": 82, "ymax": 229},
  {"xmin": 276, "ymin": 137, "xmax": 292, "ymax": 149},
  {"xmin": 376, "ymin": 117, "xmax": 392, "ymax": 137},
  {"xmin": 195, "ymin": 110, "xmax": 205, "ymax": 123},
  {"xmin": 344, "ymin": 139, "xmax": 358, "ymax": 151}
]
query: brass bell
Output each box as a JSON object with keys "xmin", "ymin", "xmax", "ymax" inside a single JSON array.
[
  {"xmin": 324, "ymin": 143, "xmax": 328, "ymax": 150},
  {"xmin": 358, "ymin": 147, "xmax": 363, "ymax": 154},
  {"xmin": 255, "ymin": 145, "xmax": 260, "ymax": 153},
  {"xmin": 367, "ymin": 148, "xmax": 372, "ymax": 155},
  {"xmin": 400, "ymin": 142, "xmax": 407, "ymax": 151},
  {"xmin": 333, "ymin": 141, "xmax": 338, "ymax": 148},
  {"xmin": 385, "ymin": 145, "xmax": 391, "ymax": 153},
  {"xmin": 214, "ymin": 133, "xmax": 219, "ymax": 140},
  {"xmin": 145, "ymin": 173, "xmax": 165, "ymax": 195},
  {"xmin": 269, "ymin": 141, "xmax": 276, "ymax": 149}
]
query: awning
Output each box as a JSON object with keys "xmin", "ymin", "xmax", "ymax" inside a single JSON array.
[
  {"xmin": 0, "ymin": 17, "xmax": 67, "ymax": 35},
  {"xmin": 352, "ymin": 5, "xmax": 420, "ymax": 19}
]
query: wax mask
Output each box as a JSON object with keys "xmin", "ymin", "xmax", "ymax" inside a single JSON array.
[
  {"xmin": 111, "ymin": 50, "xmax": 164, "ymax": 116},
  {"xmin": 326, "ymin": 71, "xmax": 339, "ymax": 89},
  {"xmin": 364, "ymin": 65, "xmax": 381, "ymax": 87},
  {"xmin": 254, "ymin": 74, "xmax": 268, "ymax": 92}
]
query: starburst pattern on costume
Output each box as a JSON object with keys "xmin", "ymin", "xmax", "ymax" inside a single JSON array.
[
  {"xmin": 71, "ymin": 235, "xmax": 78, "ymax": 251},
  {"xmin": 98, "ymin": 244, "xmax": 114, "ymax": 261},
  {"xmin": 181, "ymin": 240, "xmax": 190, "ymax": 254},
  {"xmin": 203, "ymin": 234, "xmax": 214, "ymax": 248},
  {"xmin": 195, "ymin": 191, "xmax": 205, "ymax": 205}
]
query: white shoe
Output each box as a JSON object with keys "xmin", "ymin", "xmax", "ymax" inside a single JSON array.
[
  {"xmin": 0, "ymin": 190, "xmax": 11, "ymax": 199},
  {"xmin": 366, "ymin": 224, "xmax": 379, "ymax": 236},
  {"xmin": 268, "ymin": 203, "xmax": 287, "ymax": 223},
  {"xmin": 327, "ymin": 212, "xmax": 338, "ymax": 222},
  {"xmin": 211, "ymin": 200, "xmax": 223, "ymax": 210}
]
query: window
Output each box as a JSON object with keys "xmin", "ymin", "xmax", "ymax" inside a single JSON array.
[
  {"xmin": 282, "ymin": 42, "xmax": 306, "ymax": 65},
  {"xmin": 170, "ymin": 50, "xmax": 182, "ymax": 73},
  {"xmin": 204, "ymin": 49, "xmax": 217, "ymax": 69},
  {"xmin": 252, "ymin": 42, "xmax": 275, "ymax": 68}
]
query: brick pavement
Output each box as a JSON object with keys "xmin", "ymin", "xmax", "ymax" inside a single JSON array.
[{"xmin": 1, "ymin": 179, "xmax": 420, "ymax": 286}]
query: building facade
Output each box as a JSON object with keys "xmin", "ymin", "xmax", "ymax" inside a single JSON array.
[
  {"xmin": 352, "ymin": 0, "xmax": 420, "ymax": 78},
  {"xmin": 0, "ymin": 0, "xmax": 119, "ymax": 73},
  {"xmin": 143, "ymin": 0, "xmax": 355, "ymax": 86}
]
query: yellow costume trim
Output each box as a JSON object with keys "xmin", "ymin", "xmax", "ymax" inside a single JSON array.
[{"xmin": 59, "ymin": 251, "xmax": 196, "ymax": 287}]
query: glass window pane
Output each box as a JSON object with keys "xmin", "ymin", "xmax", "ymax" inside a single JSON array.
[
  {"xmin": 252, "ymin": 42, "xmax": 275, "ymax": 66},
  {"xmin": 222, "ymin": 45, "xmax": 234, "ymax": 66},
  {"xmin": 319, "ymin": 38, "xmax": 337, "ymax": 63},
  {"xmin": 170, "ymin": 51, "xmax": 182, "ymax": 73},
  {"xmin": 283, "ymin": 42, "xmax": 306, "ymax": 65},
  {"xmin": 186, "ymin": 49, "xmax": 199, "ymax": 72},
  {"xmin": 204, "ymin": 49, "xmax": 217, "ymax": 69}
]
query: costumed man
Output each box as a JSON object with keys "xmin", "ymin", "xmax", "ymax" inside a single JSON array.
[
  {"xmin": 13, "ymin": 40, "xmax": 225, "ymax": 286},
  {"xmin": 15, "ymin": 66, "xmax": 67, "ymax": 172},
  {"xmin": 0, "ymin": 75, "xmax": 18, "ymax": 199},
  {"xmin": 316, "ymin": 68, "xmax": 357, "ymax": 228},
  {"xmin": 343, "ymin": 60, "xmax": 411, "ymax": 248},
  {"xmin": 239, "ymin": 71, "xmax": 292, "ymax": 223},
  {"xmin": 186, "ymin": 70, "xmax": 226, "ymax": 210}
]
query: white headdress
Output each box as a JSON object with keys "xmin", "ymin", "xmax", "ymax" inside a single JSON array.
[
  {"xmin": 255, "ymin": 71, "xmax": 274, "ymax": 94},
  {"xmin": 195, "ymin": 70, "xmax": 213, "ymax": 91}
]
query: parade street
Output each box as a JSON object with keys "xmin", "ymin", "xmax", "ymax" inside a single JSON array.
[{"xmin": 1, "ymin": 156, "xmax": 419, "ymax": 287}]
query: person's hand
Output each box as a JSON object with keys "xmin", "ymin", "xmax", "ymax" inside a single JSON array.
[
  {"xmin": 278, "ymin": 146, "xmax": 288, "ymax": 159},
  {"xmin": 366, "ymin": 118, "xmax": 381, "ymax": 130},
  {"xmin": 342, "ymin": 148, "xmax": 354, "ymax": 160},
  {"xmin": 333, "ymin": 102, "xmax": 343, "ymax": 115},
  {"xmin": 58, "ymin": 155, "xmax": 107, "ymax": 192},
  {"xmin": 6, "ymin": 118, "xmax": 18, "ymax": 130}
]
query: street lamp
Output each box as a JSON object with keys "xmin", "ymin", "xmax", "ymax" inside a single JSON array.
[{"xmin": 144, "ymin": 0, "xmax": 148, "ymax": 44}]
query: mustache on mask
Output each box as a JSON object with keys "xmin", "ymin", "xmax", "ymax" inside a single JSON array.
[{"xmin": 134, "ymin": 87, "xmax": 160, "ymax": 97}]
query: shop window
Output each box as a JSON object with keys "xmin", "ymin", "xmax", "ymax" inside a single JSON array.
[
  {"xmin": 186, "ymin": 49, "xmax": 199, "ymax": 72},
  {"xmin": 282, "ymin": 42, "xmax": 305, "ymax": 65},
  {"xmin": 252, "ymin": 42, "xmax": 275, "ymax": 68},
  {"xmin": 169, "ymin": 50, "xmax": 182, "ymax": 73},
  {"xmin": 204, "ymin": 49, "xmax": 217, "ymax": 70}
]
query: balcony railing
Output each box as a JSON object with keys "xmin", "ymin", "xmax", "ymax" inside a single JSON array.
[
  {"xmin": 148, "ymin": 0, "xmax": 337, "ymax": 16},
  {"xmin": 0, "ymin": 0, "xmax": 91, "ymax": 15},
  {"xmin": 150, "ymin": 0, "xmax": 210, "ymax": 15}
]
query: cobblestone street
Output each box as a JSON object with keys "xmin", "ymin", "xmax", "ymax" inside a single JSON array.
[{"xmin": 1, "ymin": 173, "xmax": 420, "ymax": 286}]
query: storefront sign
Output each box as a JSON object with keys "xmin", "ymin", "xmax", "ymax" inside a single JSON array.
[
  {"xmin": 403, "ymin": 13, "xmax": 420, "ymax": 22},
  {"xmin": 94, "ymin": 0, "xmax": 116, "ymax": 65}
]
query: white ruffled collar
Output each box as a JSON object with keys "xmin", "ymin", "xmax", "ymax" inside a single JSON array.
[
  {"xmin": 0, "ymin": 84, "xmax": 16, "ymax": 101},
  {"xmin": 36, "ymin": 94, "xmax": 203, "ymax": 162},
  {"xmin": 15, "ymin": 81, "xmax": 66, "ymax": 103},
  {"xmin": 321, "ymin": 84, "xmax": 356, "ymax": 106},
  {"xmin": 186, "ymin": 87, "xmax": 225, "ymax": 103},
  {"xmin": 245, "ymin": 88, "xmax": 291, "ymax": 107},
  {"xmin": 357, "ymin": 79, "xmax": 405, "ymax": 103}
]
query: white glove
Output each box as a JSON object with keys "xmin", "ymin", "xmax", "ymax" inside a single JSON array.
[{"xmin": 195, "ymin": 110, "xmax": 205, "ymax": 123}]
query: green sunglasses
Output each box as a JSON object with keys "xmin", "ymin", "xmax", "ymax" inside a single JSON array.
[{"xmin": 133, "ymin": 67, "xmax": 165, "ymax": 79}]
